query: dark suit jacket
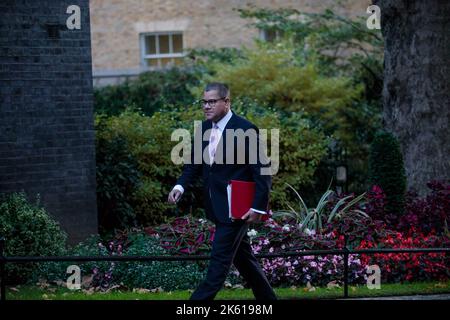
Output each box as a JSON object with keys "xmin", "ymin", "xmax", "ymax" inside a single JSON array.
[{"xmin": 176, "ymin": 111, "xmax": 271, "ymax": 224}]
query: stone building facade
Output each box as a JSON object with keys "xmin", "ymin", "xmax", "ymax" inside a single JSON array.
[{"xmin": 90, "ymin": 0, "xmax": 370, "ymax": 86}]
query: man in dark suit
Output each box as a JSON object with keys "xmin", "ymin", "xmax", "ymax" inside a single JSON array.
[{"xmin": 168, "ymin": 83, "xmax": 277, "ymax": 300}]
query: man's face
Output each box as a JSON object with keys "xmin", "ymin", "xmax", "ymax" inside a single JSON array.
[{"xmin": 202, "ymin": 90, "xmax": 230, "ymax": 122}]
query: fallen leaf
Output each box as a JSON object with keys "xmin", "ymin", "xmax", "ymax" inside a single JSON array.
[
  {"xmin": 81, "ymin": 275, "xmax": 94, "ymax": 288},
  {"xmin": 133, "ymin": 288, "xmax": 151, "ymax": 294},
  {"xmin": 306, "ymin": 281, "xmax": 316, "ymax": 291},
  {"xmin": 326, "ymin": 281, "xmax": 340, "ymax": 289},
  {"xmin": 105, "ymin": 285, "xmax": 121, "ymax": 293}
]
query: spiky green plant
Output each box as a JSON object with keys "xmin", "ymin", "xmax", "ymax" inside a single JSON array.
[{"xmin": 273, "ymin": 183, "xmax": 368, "ymax": 234}]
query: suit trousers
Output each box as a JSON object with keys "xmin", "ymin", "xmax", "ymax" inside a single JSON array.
[{"xmin": 190, "ymin": 220, "xmax": 277, "ymax": 300}]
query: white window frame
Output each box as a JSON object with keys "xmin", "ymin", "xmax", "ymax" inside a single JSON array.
[{"xmin": 140, "ymin": 32, "xmax": 185, "ymax": 68}]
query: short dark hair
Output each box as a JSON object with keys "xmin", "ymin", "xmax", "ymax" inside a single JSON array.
[{"xmin": 205, "ymin": 82, "xmax": 229, "ymax": 98}]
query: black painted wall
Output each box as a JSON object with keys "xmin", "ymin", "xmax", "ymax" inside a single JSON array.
[{"xmin": 0, "ymin": 0, "xmax": 98, "ymax": 244}]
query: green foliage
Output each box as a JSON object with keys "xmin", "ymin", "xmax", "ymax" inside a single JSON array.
[
  {"xmin": 368, "ymin": 131, "xmax": 407, "ymax": 218},
  {"xmin": 115, "ymin": 234, "xmax": 206, "ymax": 291},
  {"xmin": 190, "ymin": 40, "xmax": 380, "ymax": 196},
  {"xmin": 232, "ymin": 6, "xmax": 384, "ymax": 194},
  {"xmin": 33, "ymin": 232, "xmax": 205, "ymax": 292},
  {"xmin": 95, "ymin": 101, "xmax": 327, "ymax": 229},
  {"xmin": 94, "ymin": 67, "xmax": 201, "ymax": 117},
  {"xmin": 30, "ymin": 234, "xmax": 110, "ymax": 285},
  {"xmin": 231, "ymin": 99, "xmax": 328, "ymax": 209},
  {"xmin": 33, "ymin": 230, "xmax": 241, "ymax": 292},
  {"xmin": 95, "ymin": 120, "xmax": 142, "ymax": 233},
  {"xmin": 0, "ymin": 192, "xmax": 67, "ymax": 284},
  {"xmin": 237, "ymin": 6, "xmax": 383, "ymax": 79},
  {"xmin": 187, "ymin": 47, "xmax": 245, "ymax": 65},
  {"xmin": 191, "ymin": 41, "xmax": 362, "ymax": 146},
  {"xmin": 95, "ymin": 106, "xmax": 205, "ymax": 228}
]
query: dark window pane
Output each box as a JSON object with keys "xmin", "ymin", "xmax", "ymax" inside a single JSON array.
[
  {"xmin": 145, "ymin": 35, "xmax": 156, "ymax": 54},
  {"xmin": 159, "ymin": 35, "xmax": 169, "ymax": 54},
  {"xmin": 172, "ymin": 34, "xmax": 183, "ymax": 53},
  {"xmin": 265, "ymin": 30, "xmax": 277, "ymax": 42}
]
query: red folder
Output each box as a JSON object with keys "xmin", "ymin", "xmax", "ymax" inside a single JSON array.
[{"xmin": 227, "ymin": 180, "xmax": 270, "ymax": 221}]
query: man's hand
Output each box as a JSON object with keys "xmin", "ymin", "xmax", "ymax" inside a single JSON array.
[
  {"xmin": 168, "ymin": 189, "xmax": 182, "ymax": 204},
  {"xmin": 241, "ymin": 209, "xmax": 261, "ymax": 224}
]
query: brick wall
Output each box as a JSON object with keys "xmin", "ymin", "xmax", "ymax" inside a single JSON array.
[{"xmin": 0, "ymin": 0, "xmax": 98, "ymax": 244}]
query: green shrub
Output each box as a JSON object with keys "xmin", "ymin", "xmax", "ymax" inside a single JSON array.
[
  {"xmin": 191, "ymin": 7, "xmax": 385, "ymax": 195},
  {"xmin": 0, "ymin": 192, "xmax": 67, "ymax": 284},
  {"xmin": 94, "ymin": 67, "xmax": 201, "ymax": 117},
  {"xmin": 95, "ymin": 102, "xmax": 327, "ymax": 229},
  {"xmin": 190, "ymin": 41, "xmax": 362, "ymax": 149},
  {"xmin": 96, "ymin": 118, "xmax": 142, "ymax": 234},
  {"xmin": 368, "ymin": 131, "xmax": 407, "ymax": 219},
  {"xmin": 95, "ymin": 106, "xmax": 205, "ymax": 228},
  {"xmin": 115, "ymin": 233, "xmax": 206, "ymax": 291},
  {"xmin": 30, "ymin": 234, "xmax": 109, "ymax": 285},
  {"xmin": 33, "ymin": 229, "xmax": 243, "ymax": 291},
  {"xmin": 231, "ymin": 99, "xmax": 328, "ymax": 209}
]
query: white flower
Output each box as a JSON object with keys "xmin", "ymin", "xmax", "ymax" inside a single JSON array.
[
  {"xmin": 198, "ymin": 218, "xmax": 206, "ymax": 224},
  {"xmin": 282, "ymin": 225, "xmax": 290, "ymax": 232},
  {"xmin": 281, "ymin": 245, "xmax": 286, "ymax": 250},
  {"xmin": 247, "ymin": 229, "xmax": 258, "ymax": 237}
]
